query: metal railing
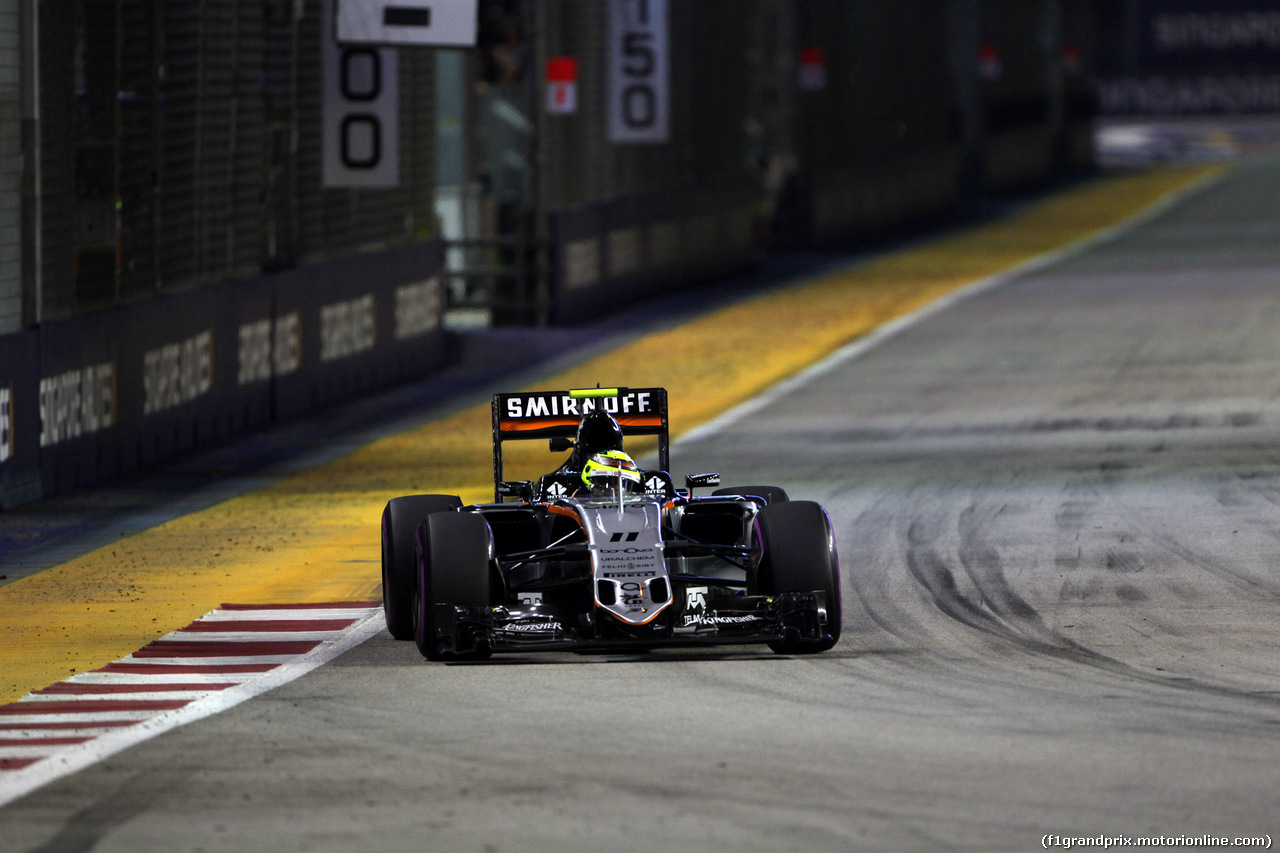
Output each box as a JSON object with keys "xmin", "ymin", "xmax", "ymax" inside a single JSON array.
[{"xmin": 441, "ymin": 234, "xmax": 552, "ymax": 325}]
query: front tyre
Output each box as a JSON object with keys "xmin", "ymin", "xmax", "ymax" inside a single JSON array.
[
  {"xmin": 755, "ymin": 501, "xmax": 842, "ymax": 654},
  {"xmin": 381, "ymin": 494, "xmax": 461, "ymax": 640},
  {"xmin": 415, "ymin": 511, "xmax": 494, "ymax": 661}
]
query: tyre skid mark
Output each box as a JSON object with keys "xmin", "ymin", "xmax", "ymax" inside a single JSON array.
[
  {"xmin": 903, "ymin": 502, "xmax": 1280, "ymax": 711},
  {"xmin": 842, "ymin": 503, "xmax": 930, "ymax": 646},
  {"xmin": 0, "ymin": 602, "xmax": 382, "ymax": 808},
  {"xmin": 1149, "ymin": 529, "xmax": 1280, "ymax": 600},
  {"xmin": 957, "ymin": 501, "xmax": 1071, "ymax": 648}
]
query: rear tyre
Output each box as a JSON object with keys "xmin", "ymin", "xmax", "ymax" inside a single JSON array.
[
  {"xmin": 713, "ymin": 485, "xmax": 790, "ymax": 506},
  {"xmin": 415, "ymin": 511, "xmax": 494, "ymax": 661},
  {"xmin": 755, "ymin": 501, "xmax": 842, "ymax": 654},
  {"xmin": 381, "ymin": 494, "xmax": 461, "ymax": 640}
]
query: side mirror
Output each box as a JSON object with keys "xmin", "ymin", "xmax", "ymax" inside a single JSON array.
[
  {"xmin": 684, "ymin": 473, "xmax": 721, "ymax": 491},
  {"xmin": 549, "ymin": 436, "xmax": 574, "ymax": 453},
  {"xmin": 497, "ymin": 480, "xmax": 534, "ymax": 502}
]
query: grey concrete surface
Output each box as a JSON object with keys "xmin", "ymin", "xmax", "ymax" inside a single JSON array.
[{"xmin": 4, "ymin": 161, "xmax": 1280, "ymax": 852}]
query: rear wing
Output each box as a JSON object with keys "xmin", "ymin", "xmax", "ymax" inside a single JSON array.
[{"xmin": 491, "ymin": 387, "xmax": 670, "ymax": 501}]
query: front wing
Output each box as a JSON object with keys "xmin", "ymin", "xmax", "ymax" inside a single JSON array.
[{"xmin": 424, "ymin": 590, "xmax": 831, "ymax": 656}]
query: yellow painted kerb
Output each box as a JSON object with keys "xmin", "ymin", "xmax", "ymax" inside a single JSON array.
[{"xmin": 0, "ymin": 165, "xmax": 1222, "ymax": 703}]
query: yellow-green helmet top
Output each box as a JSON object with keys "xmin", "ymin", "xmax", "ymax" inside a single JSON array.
[{"xmin": 581, "ymin": 450, "xmax": 641, "ymax": 493}]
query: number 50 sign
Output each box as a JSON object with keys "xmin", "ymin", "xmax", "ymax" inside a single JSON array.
[{"xmin": 608, "ymin": 0, "xmax": 669, "ymax": 144}]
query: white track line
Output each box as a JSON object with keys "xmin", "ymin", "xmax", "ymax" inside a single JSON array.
[
  {"xmin": 0, "ymin": 746, "xmax": 72, "ymax": 759},
  {"xmin": 197, "ymin": 608, "xmax": 374, "ymax": 621},
  {"xmin": 63, "ymin": 673, "xmax": 254, "ymax": 685},
  {"xmin": 112, "ymin": 655, "xmax": 300, "ymax": 667},
  {"xmin": 161, "ymin": 631, "xmax": 348, "ymax": 642},
  {"xmin": 17, "ymin": 691, "xmax": 227, "ymax": 702},
  {"xmin": 0, "ymin": 712, "xmax": 161, "ymax": 726}
]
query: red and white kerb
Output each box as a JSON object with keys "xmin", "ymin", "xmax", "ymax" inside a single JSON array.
[{"xmin": 0, "ymin": 602, "xmax": 382, "ymax": 805}]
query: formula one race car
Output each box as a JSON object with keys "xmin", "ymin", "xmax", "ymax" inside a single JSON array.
[{"xmin": 380, "ymin": 386, "xmax": 841, "ymax": 660}]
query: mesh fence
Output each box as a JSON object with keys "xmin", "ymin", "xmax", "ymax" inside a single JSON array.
[
  {"xmin": 0, "ymin": 0, "xmax": 20, "ymax": 333},
  {"xmin": 294, "ymin": 2, "xmax": 436, "ymax": 263},
  {"xmin": 26, "ymin": 0, "xmax": 1090, "ymax": 324},
  {"xmin": 780, "ymin": 0, "xmax": 960, "ymax": 242},
  {"xmin": 36, "ymin": 0, "xmax": 437, "ymax": 321},
  {"xmin": 793, "ymin": 0, "xmax": 955, "ymax": 172},
  {"xmin": 534, "ymin": 0, "xmax": 760, "ymax": 212}
]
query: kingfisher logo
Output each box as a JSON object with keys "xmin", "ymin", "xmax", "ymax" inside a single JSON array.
[{"xmin": 502, "ymin": 621, "xmax": 563, "ymax": 633}]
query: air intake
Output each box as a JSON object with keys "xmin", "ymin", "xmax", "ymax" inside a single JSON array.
[{"xmin": 649, "ymin": 577, "xmax": 669, "ymax": 603}]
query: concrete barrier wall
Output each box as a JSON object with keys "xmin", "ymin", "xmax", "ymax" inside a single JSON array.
[
  {"xmin": 1097, "ymin": 0, "xmax": 1280, "ymax": 116},
  {"xmin": 792, "ymin": 148, "xmax": 961, "ymax": 247},
  {"xmin": 0, "ymin": 331, "xmax": 39, "ymax": 506},
  {"xmin": 0, "ymin": 241, "xmax": 446, "ymax": 507},
  {"xmin": 548, "ymin": 188, "xmax": 759, "ymax": 325}
]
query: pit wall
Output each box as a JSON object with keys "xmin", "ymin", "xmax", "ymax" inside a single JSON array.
[
  {"xmin": 0, "ymin": 242, "xmax": 446, "ymax": 507},
  {"xmin": 547, "ymin": 187, "xmax": 760, "ymax": 325}
]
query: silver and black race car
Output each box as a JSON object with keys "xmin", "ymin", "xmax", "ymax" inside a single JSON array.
[{"xmin": 380, "ymin": 386, "xmax": 841, "ymax": 660}]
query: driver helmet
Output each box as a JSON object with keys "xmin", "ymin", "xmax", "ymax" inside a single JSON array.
[
  {"xmin": 575, "ymin": 409, "xmax": 625, "ymax": 454},
  {"xmin": 580, "ymin": 449, "xmax": 642, "ymax": 495}
]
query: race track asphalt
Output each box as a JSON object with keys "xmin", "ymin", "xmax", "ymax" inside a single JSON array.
[{"xmin": 6, "ymin": 160, "xmax": 1280, "ymax": 851}]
